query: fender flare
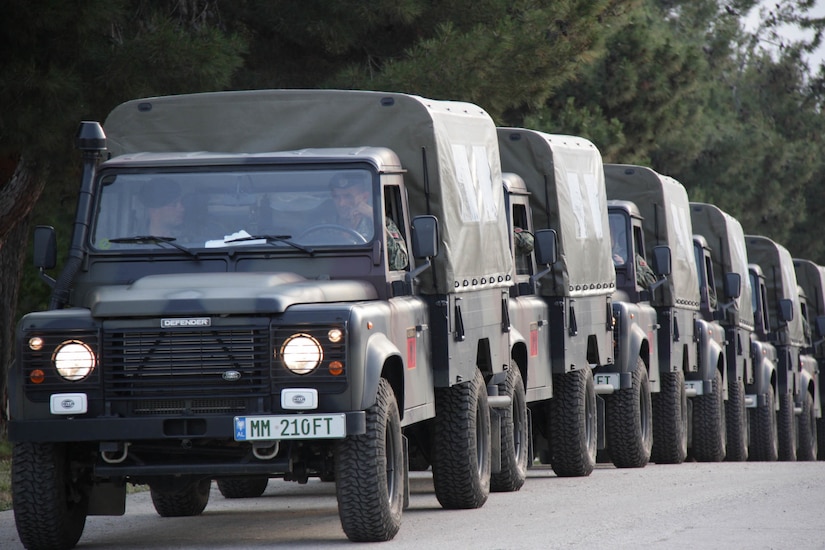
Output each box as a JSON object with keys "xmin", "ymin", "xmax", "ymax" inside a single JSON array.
[
  {"xmin": 695, "ymin": 319, "xmax": 725, "ymax": 385},
  {"xmin": 360, "ymin": 332, "xmax": 404, "ymax": 411}
]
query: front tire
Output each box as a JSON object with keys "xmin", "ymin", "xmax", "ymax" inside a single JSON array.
[
  {"xmin": 432, "ymin": 369, "xmax": 491, "ymax": 509},
  {"xmin": 651, "ymin": 370, "xmax": 688, "ymax": 464},
  {"xmin": 797, "ymin": 391, "xmax": 817, "ymax": 461},
  {"xmin": 777, "ymin": 392, "xmax": 798, "ymax": 461},
  {"xmin": 548, "ymin": 367, "xmax": 597, "ymax": 477},
  {"xmin": 491, "ymin": 365, "xmax": 529, "ymax": 492},
  {"xmin": 691, "ymin": 369, "xmax": 727, "ymax": 462},
  {"xmin": 150, "ymin": 478, "xmax": 211, "ymax": 517},
  {"xmin": 12, "ymin": 442, "xmax": 88, "ymax": 550},
  {"xmin": 749, "ymin": 388, "xmax": 778, "ymax": 461},
  {"xmin": 604, "ymin": 360, "xmax": 652, "ymax": 468},
  {"xmin": 336, "ymin": 378, "xmax": 404, "ymax": 542},
  {"xmin": 725, "ymin": 377, "xmax": 749, "ymax": 461}
]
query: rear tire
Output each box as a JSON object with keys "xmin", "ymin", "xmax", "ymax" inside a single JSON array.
[
  {"xmin": 216, "ymin": 477, "xmax": 269, "ymax": 499},
  {"xmin": 336, "ymin": 378, "xmax": 404, "ymax": 542},
  {"xmin": 432, "ymin": 369, "xmax": 491, "ymax": 509},
  {"xmin": 491, "ymin": 365, "xmax": 529, "ymax": 492},
  {"xmin": 797, "ymin": 391, "xmax": 817, "ymax": 461},
  {"xmin": 604, "ymin": 360, "xmax": 652, "ymax": 468},
  {"xmin": 724, "ymin": 377, "xmax": 749, "ymax": 461},
  {"xmin": 651, "ymin": 370, "xmax": 688, "ymax": 464},
  {"xmin": 548, "ymin": 368, "xmax": 597, "ymax": 477},
  {"xmin": 12, "ymin": 442, "xmax": 88, "ymax": 550},
  {"xmin": 777, "ymin": 392, "xmax": 798, "ymax": 461},
  {"xmin": 818, "ymin": 417, "xmax": 825, "ymax": 460},
  {"xmin": 150, "ymin": 478, "xmax": 211, "ymax": 517},
  {"xmin": 691, "ymin": 369, "xmax": 727, "ymax": 462},
  {"xmin": 749, "ymin": 389, "xmax": 778, "ymax": 461}
]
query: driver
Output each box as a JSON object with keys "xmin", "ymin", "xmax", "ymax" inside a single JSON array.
[
  {"xmin": 325, "ymin": 172, "xmax": 408, "ymax": 270},
  {"xmin": 139, "ymin": 177, "xmax": 184, "ymax": 236},
  {"xmin": 329, "ymin": 173, "xmax": 375, "ymax": 239}
]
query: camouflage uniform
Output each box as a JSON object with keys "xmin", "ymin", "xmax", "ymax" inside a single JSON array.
[
  {"xmin": 386, "ymin": 218, "xmax": 408, "ymax": 271},
  {"xmin": 635, "ymin": 254, "xmax": 657, "ymax": 289}
]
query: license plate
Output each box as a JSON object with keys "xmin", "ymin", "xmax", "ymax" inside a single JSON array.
[{"xmin": 234, "ymin": 414, "xmax": 347, "ymax": 441}]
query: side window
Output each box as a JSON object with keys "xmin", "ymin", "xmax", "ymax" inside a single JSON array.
[{"xmin": 383, "ymin": 185, "xmax": 409, "ymax": 272}]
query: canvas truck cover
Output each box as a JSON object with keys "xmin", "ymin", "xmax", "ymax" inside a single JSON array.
[
  {"xmin": 690, "ymin": 202, "xmax": 755, "ymax": 329},
  {"xmin": 497, "ymin": 129, "xmax": 615, "ymax": 298},
  {"xmin": 793, "ymin": 258, "xmax": 825, "ymax": 318},
  {"xmin": 745, "ymin": 235, "xmax": 805, "ymax": 344},
  {"xmin": 604, "ymin": 164, "xmax": 699, "ymax": 309},
  {"xmin": 103, "ymin": 89, "xmax": 513, "ymax": 295}
]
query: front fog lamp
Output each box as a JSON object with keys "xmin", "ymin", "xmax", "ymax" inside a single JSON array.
[
  {"xmin": 280, "ymin": 333, "xmax": 323, "ymax": 375},
  {"xmin": 52, "ymin": 340, "xmax": 96, "ymax": 381}
]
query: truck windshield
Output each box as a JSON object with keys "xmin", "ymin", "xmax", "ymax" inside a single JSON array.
[{"xmin": 91, "ymin": 167, "xmax": 378, "ymax": 251}]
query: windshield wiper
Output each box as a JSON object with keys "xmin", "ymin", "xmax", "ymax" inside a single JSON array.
[
  {"xmin": 224, "ymin": 234, "xmax": 315, "ymax": 255},
  {"xmin": 108, "ymin": 236, "xmax": 199, "ymax": 258}
]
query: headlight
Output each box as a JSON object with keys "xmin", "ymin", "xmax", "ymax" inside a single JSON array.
[
  {"xmin": 52, "ymin": 340, "xmax": 96, "ymax": 381},
  {"xmin": 280, "ymin": 333, "xmax": 323, "ymax": 375}
]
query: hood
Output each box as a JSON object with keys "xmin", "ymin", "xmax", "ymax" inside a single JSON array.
[{"xmin": 88, "ymin": 272, "xmax": 378, "ymax": 317}]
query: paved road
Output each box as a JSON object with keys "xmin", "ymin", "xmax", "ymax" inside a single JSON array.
[{"xmin": 2, "ymin": 461, "xmax": 825, "ymax": 549}]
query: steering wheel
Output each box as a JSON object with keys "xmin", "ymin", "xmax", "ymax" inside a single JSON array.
[{"xmin": 298, "ymin": 224, "xmax": 368, "ymax": 244}]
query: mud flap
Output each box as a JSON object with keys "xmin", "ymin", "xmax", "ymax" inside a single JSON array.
[
  {"xmin": 487, "ymin": 373, "xmax": 511, "ymax": 475},
  {"xmin": 596, "ymin": 395, "xmax": 606, "ymax": 450},
  {"xmin": 402, "ymin": 434, "xmax": 410, "ymax": 509}
]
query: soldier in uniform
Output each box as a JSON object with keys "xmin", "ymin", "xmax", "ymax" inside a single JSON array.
[{"xmin": 328, "ymin": 173, "xmax": 408, "ymax": 270}]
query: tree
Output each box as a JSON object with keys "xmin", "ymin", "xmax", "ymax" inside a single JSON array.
[{"xmin": 0, "ymin": 0, "xmax": 246, "ymax": 430}]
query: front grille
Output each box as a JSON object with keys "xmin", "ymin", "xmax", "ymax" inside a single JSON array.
[{"xmin": 102, "ymin": 327, "xmax": 271, "ymax": 410}]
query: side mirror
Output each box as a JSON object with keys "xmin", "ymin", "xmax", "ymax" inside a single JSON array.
[
  {"xmin": 411, "ymin": 215, "xmax": 439, "ymax": 259},
  {"xmin": 778, "ymin": 298, "xmax": 794, "ymax": 323},
  {"xmin": 652, "ymin": 245, "xmax": 672, "ymax": 276},
  {"xmin": 33, "ymin": 225, "xmax": 57, "ymax": 269},
  {"xmin": 534, "ymin": 229, "xmax": 558, "ymax": 266},
  {"xmin": 724, "ymin": 272, "xmax": 741, "ymax": 300}
]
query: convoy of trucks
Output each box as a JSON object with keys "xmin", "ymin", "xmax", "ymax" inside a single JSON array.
[{"xmin": 5, "ymin": 89, "xmax": 824, "ymax": 549}]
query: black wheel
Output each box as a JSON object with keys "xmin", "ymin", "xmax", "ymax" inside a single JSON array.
[
  {"xmin": 604, "ymin": 360, "xmax": 652, "ymax": 468},
  {"xmin": 432, "ymin": 369, "xmax": 491, "ymax": 509},
  {"xmin": 724, "ymin": 377, "xmax": 749, "ymax": 461},
  {"xmin": 797, "ymin": 391, "xmax": 817, "ymax": 461},
  {"xmin": 491, "ymin": 365, "xmax": 529, "ymax": 492},
  {"xmin": 12, "ymin": 442, "xmax": 88, "ymax": 550},
  {"xmin": 818, "ymin": 417, "xmax": 825, "ymax": 460},
  {"xmin": 691, "ymin": 369, "xmax": 727, "ymax": 462},
  {"xmin": 150, "ymin": 478, "xmax": 211, "ymax": 517},
  {"xmin": 777, "ymin": 392, "xmax": 798, "ymax": 461},
  {"xmin": 651, "ymin": 369, "xmax": 688, "ymax": 464},
  {"xmin": 749, "ymin": 388, "xmax": 778, "ymax": 461},
  {"xmin": 336, "ymin": 378, "xmax": 403, "ymax": 542},
  {"xmin": 548, "ymin": 367, "xmax": 597, "ymax": 477},
  {"xmin": 298, "ymin": 224, "xmax": 368, "ymax": 244},
  {"xmin": 216, "ymin": 477, "xmax": 269, "ymax": 498}
]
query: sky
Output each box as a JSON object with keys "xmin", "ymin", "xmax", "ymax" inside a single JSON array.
[{"xmin": 743, "ymin": 1, "xmax": 825, "ymax": 69}]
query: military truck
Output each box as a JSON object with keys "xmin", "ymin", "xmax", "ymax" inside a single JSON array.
[
  {"xmin": 498, "ymin": 129, "xmax": 615, "ymax": 476},
  {"xmin": 791, "ymin": 257, "xmax": 825, "ymax": 459},
  {"xmin": 690, "ymin": 202, "xmax": 779, "ymax": 461},
  {"xmin": 745, "ymin": 235, "xmax": 820, "ymax": 460},
  {"xmin": 8, "ymin": 90, "xmax": 519, "ymax": 547},
  {"xmin": 604, "ymin": 165, "xmax": 727, "ymax": 464}
]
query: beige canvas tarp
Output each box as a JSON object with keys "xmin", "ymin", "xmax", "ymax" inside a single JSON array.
[
  {"xmin": 690, "ymin": 202, "xmax": 755, "ymax": 329},
  {"xmin": 103, "ymin": 89, "xmax": 513, "ymax": 295},
  {"xmin": 604, "ymin": 164, "xmax": 699, "ymax": 309},
  {"xmin": 794, "ymin": 258, "xmax": 825, "ymax": 318},
  {"xmin": 745, "ymin": 235, "xmax": 805, "ymax": 345},
  {"xmin": 497, "ymin": 129, "xmax": 615, "ymax": 298}
]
